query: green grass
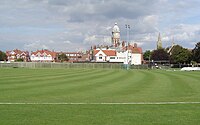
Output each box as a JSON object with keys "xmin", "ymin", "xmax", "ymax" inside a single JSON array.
[
  {"xmin": 0, "ymin": 68, "xmax": 200, "ymax": 125},
  {"xmin": 1, "ymin": 104, "xmax": 200, "ymax": 125}
]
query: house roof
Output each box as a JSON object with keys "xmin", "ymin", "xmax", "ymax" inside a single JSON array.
[
  {"xmin": 132, "ymin": 47, "xmax": 142, "ymax": 53},
  {"xmin": 102, "ymin": 50, "xmax": 116, "ymax": 56},
  {"xmin": 31, "ymin": 50, "xmax": 57, "ymax": 57},
  {"xmin": 6, "ymin": 49, "xmax": 29, "ymax": 56},
  {"xmin": 93, "ymin": 50, "xmax": 100, "ymax": 55},
  {"xmin": 122, "ymin": 44, "xmax": 143, "ymax": 54},
  {"xmin": 94, "ymin": 49, "xmax": 116, "ymax": 56}
]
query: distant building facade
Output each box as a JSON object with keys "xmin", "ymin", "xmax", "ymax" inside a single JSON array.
[
  {"xmin": 92, "ymin": 43, "xmax": 143, "ymax": 65},
  {"xmin": 65, "ymin": 52, "xmax": 82, "ymax": 62},
  {"xmin": 91, "ymin": 23, "xmax": 143, "ymax": 65},
  {"xmin": 30, "ymin": 50, "xmax": 57, "ymax": 62},
  {"xmin": 6, "ymin": 49, "xmax": 30, "ymax": 62},
  {"xmin": 57, "ymin": 51, "xmax": 90, "ymax": 63},
  {"xmin": 93, "ymin": 49, "xmax": 117, "ymax": 62},
  {"xmin": 66, "ymin": 52, "xmax": 90, "ymax": 62}
]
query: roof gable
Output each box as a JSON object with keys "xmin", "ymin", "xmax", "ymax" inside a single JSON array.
[
  {"xmin": 95, "ymin": 50, "xmax": 106, "ymax": 56},
  {"xmin": 31, "ymin": 50, "xmax": 57, "ymax": 57},
  {"xmin": 94, "ymin": 49, "xmax": 117, "ymax": 56},
  {"xmin": 93, "ymin": 50, "xmax": 100, "ymax": 56},
  {"xmin": 102, "ymin": 50, "xmax": 116, "ymax": 56},
  {"xmin": 6, "ymin": 49, "xmax": 28, "ymax": 56}
]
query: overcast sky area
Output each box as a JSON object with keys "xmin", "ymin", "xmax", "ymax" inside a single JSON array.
[{"xmin": 0, "ymin": 0, "xmax": 200, "ymax": 52}]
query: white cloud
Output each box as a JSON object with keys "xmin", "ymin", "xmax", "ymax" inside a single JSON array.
[
  {"xmin": 63, "ymin": 40, "xmax": 72, "ymax": 44},
  {"xmin": 83, "ymin": 35, "xmax": 111, "ymax": 46},
  {"xmin": 49, "ymin": 40, "xmax": 55, "ymax": 43},
  {"xmin": 83, "ymin": 35, "xmax": 98, "ymax": 45},
  {"xmin": 0, "ymin": 0, "xmax": 200, "ymax": 52},
  {"xmin": 24, "ymin": 41, "xmax": 49, "ymax": 51},
  {"xmin": 166, "ymin": 24, "xmax": 200, "ymax": 42}
]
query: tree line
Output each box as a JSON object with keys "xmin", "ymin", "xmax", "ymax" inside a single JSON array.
[
  {"xmin": 143, "ymin": 42, "xmax": 200, "ymax": 64},
  {"xmin": 0, "ymin": 51, "xmax": 7, "ymax": 61}
]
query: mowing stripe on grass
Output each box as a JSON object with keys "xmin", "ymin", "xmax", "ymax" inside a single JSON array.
[{"xmin": 0, "ymin": 102, "xmax": 200, "ymax": 105}]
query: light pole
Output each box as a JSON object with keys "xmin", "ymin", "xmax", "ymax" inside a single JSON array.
[
  {"xmin": 125, "ymin": 24, "xmax": 130, "ymax": 69},
  {"xmin": 125, "ymin": 24, "xmax": 130, "ymax": 46}
]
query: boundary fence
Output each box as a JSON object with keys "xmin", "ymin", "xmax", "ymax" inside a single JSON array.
[{"xmin": 0, "ymin": 62, "xmax": 150, "ymax": 69}]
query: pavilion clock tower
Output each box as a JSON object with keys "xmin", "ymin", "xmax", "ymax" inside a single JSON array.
[{"xmin": 112, "ymin": 23, "xmax": 120, "ymax": 47}]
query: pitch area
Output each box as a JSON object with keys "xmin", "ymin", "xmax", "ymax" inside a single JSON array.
[{"xmin": 0, "ymin": 68, "xmax": 200, "ymax": 125}]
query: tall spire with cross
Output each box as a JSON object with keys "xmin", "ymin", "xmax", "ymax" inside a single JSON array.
[{"xmin": 157, "ymin": 33, "xmax": 162, "ymax": 49}]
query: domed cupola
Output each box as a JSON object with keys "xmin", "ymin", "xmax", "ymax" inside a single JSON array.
[{"xmin": 112, "ymin": 23, "xmax": 120, "ymax": 33}]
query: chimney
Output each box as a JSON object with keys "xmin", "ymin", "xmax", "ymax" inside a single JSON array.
[
  {"xmin": 93, "ymin": 45, "xmax": 97, "ymax": 49},
  {"xmin": 134, "ymin": 43, "xmax": 137, "ymax": 48},
  {"xmin": 122, "ymin": 41, "xmax": 125, "ymax": 47}
]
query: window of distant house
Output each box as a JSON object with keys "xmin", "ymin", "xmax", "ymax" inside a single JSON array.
[
  {"xmin": 110, "ymin": 57, "xmax": 115, "ymax": 59},
  {"xmin": 99, "ymin": 57, "xmax": 102, "ymax": 59},
  {"xmin": 119, "ymin": 57, "xmax": 125, "ymax": 59}
]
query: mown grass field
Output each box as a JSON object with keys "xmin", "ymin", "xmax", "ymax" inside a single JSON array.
[{"xmin": 0, "ymin": 68, "xmax": 200, "ymax": 125}]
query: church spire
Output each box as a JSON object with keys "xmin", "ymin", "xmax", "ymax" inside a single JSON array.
[
  {"xmin": 172, "ymin": 36, "xmax": 175, "ymax": 46},
  {"xmin": 157, "ymin": 33, "xmax": 162, "ymax": 49}
]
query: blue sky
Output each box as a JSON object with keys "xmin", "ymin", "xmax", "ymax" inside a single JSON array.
[{"xmin": 0, "ymin": 0, "xmax": 200, "ymax": 52}]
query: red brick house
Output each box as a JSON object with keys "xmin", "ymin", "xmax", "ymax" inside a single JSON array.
[
  {"xmin": 6, "ymin": 49, "xmax": 30, "ymax": 62},
  {"xmin": 30, "ymin": 50, "xmax": 57, "ymax": 62}
]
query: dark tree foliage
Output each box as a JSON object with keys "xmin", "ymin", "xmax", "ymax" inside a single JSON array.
[
  {"xmin": 151, "ymin": 49, "xmax": 169, "ymax": 61},
  {"xmin": 0, "ymin": 51, "xmax": 7, "ymax": 61},
  {"xmin": 58, "ymin": 53, "xmax": 69, "ymax": 62},
  {"xmin": 170, "ymin": 45, "xmax": 192, "ymax": 64},
  {"xmin": 143, "ymin": 50, "xmax": 151, "ymax": 60},
  {"xmin": 192, "ymin": 42, "xmax": 200, "ymax": 63},
  {"xmin": 15, "ymin": 58, "xmax": 24, "ymax": 62}
]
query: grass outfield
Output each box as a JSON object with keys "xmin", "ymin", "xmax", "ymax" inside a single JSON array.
[{"xmin": 0, "ymin": 68, "xmax": 200, "ymax": 125}]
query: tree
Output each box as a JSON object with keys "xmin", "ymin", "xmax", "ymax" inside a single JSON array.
[
  {"xmin": 143, "ymin": 50, "xmax": 151, "ymax": 60},
  {"xmin": 15, "ymin": 58, "xmax": 24, "ymax": 62},
  {"xmin": 170, "ymin": 45, "xmax": 192, "ymax": 64},
  {"xmin": 0, "ymin": 51, "xmax": 7, "ymax": 61},
  {"xmin": 58, "ymin": 53, "xmax": 69, "ymax": 62},
  {"xmin": 151, "ymin": 49, "xmax": 169, "ymax": 61},
  {"xmin": 192, "ymin": 42, "xmax": 200, "ymax": 63}
]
